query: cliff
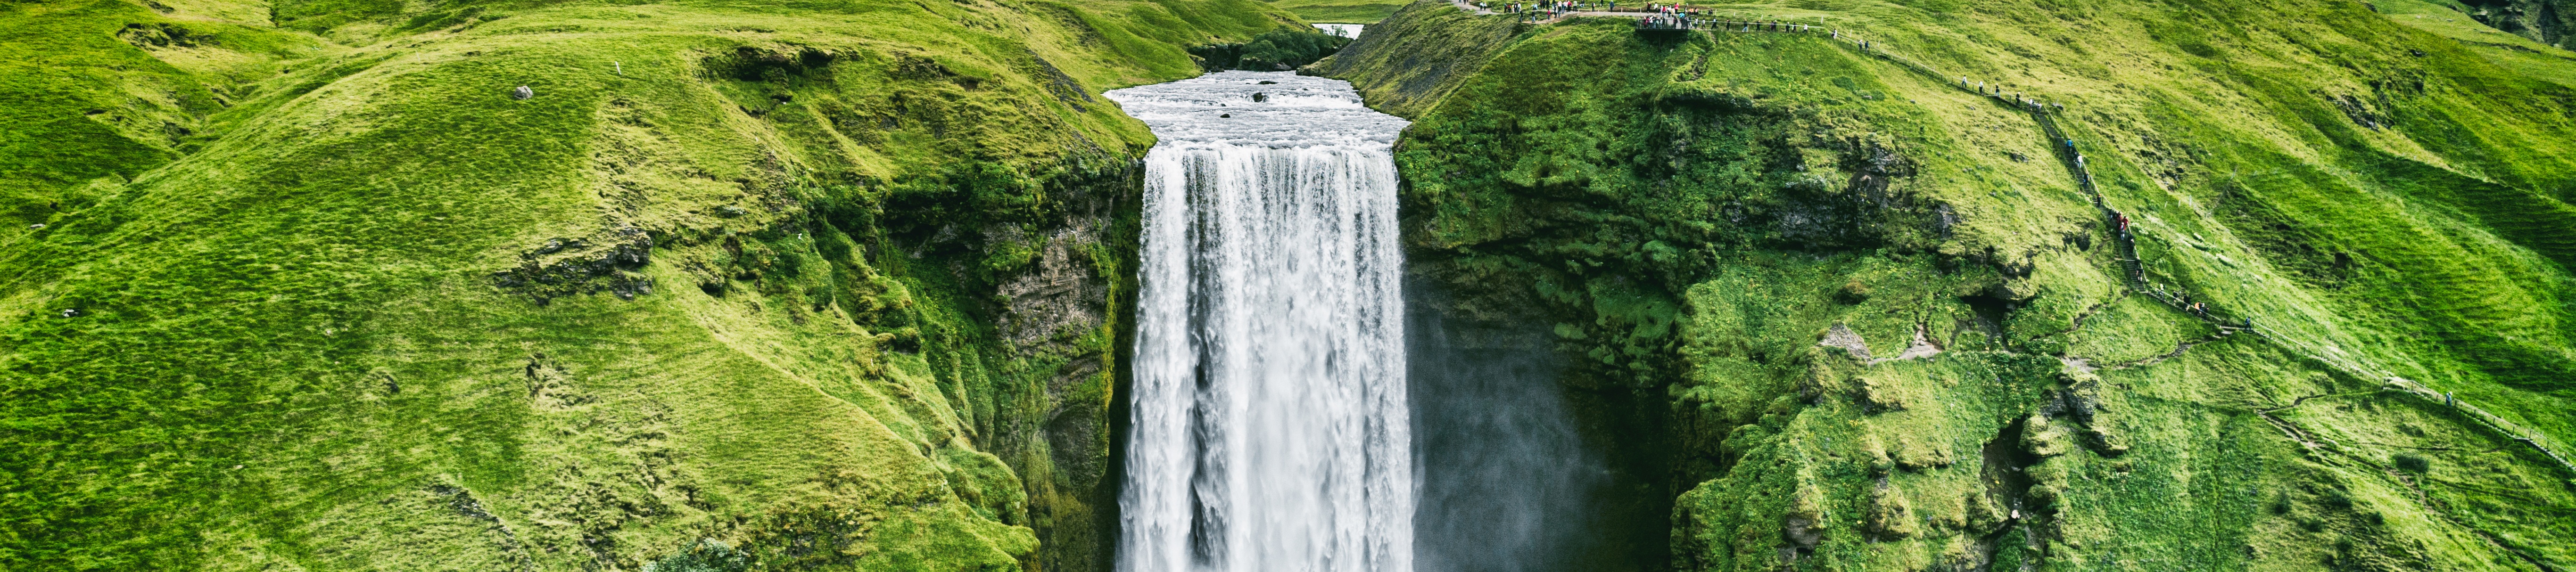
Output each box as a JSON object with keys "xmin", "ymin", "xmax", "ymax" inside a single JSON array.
[
  {"xmin": 1325, "ymin": 0, "xmax": 2576, "ymax": 569},
  {"xmin": 0, "ymin": 0, "xmax": 1304, "ymax": 569}
]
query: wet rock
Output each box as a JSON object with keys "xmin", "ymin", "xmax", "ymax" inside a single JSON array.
[
  {"xmin": 995, "ymin": 225, "xmax": 1109, "ymax": 352},
  {"xmin": 490, "ymin": 226, "xmax": 654, "ymax": 303},
  {"xmin": 1782, "ymin": 512, "xmax": 1824, "ymax": 552},
  {"xmin": 1817, "ymin": 322, "xmax": 1873, "ymax": 361}
]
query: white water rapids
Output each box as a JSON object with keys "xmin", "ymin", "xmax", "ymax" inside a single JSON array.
[{"xmin": 1106, "ymin": 71, "xmax": 1412, "ymax": 572}]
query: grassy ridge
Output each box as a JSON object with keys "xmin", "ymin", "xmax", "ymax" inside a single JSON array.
[
  {"xmin": 1266, "ymin": 0, "xmax": 1410, "ymax": 23},
  {"xmin": 0, "ymin": 0, "xmax": 1299, "ymax": 568},
  {"xmin": 1324, "ymin": 0, "xmax": 2575, "ymax": 569}
]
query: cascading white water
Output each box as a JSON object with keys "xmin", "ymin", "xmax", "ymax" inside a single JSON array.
[{"xmin": 1106, "ymin": 71, "xmax": 1412, "ymax": 572}]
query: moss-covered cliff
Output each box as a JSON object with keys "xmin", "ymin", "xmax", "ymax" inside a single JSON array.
[
  {"xmin": 1320, "ymin": 0, "xmax": 2576, "ymax": 569},
  {"xmin": 2455, "ymin": 0, "xmax": 2573, "ymax": 48},
  {"xmin": 0, "ymin": 0, "xmax": 1310, "ymax": 569}
]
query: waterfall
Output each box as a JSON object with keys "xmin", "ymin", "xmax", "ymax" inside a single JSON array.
[{"xmin": 1106, "ymin": 71, "xmax": 1413, "ymax": 572}]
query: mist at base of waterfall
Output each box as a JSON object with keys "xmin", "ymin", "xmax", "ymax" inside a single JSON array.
[{"xmin": 1406, "ymin": 278, "xmax": 1634, "ymax": 572}]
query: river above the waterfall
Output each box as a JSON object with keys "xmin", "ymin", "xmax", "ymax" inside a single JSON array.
[{"xmin": 1105, "ymin": 70, "xmax": 1405, "ymax": 150}]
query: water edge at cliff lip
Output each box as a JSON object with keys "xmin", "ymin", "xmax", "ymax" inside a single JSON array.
[{"xmin": 1106, "ymin": 71, "xmax": 1413, "ymax": 572}]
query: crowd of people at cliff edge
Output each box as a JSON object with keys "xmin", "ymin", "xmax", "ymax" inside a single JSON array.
[
  {"xmin": 1484, "ymin": 1, "xmax": 1685, "ymax": 27},
  {"xmin": 1481, "ymin": 2, "xmax": 1827, "ymax": 31}
]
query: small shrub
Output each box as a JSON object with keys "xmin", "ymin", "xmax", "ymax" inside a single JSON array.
[
  {"xmin": 2393, "ymin": 453, "xmax": 2430, "ymax": 473},
  {"xmin": 2320, "ymin": 490, "xmax": 2354, "ymax": 510},
  {"xmin": 1835, "ymin": 279, "xmax": 1871, "ymax": 304}
]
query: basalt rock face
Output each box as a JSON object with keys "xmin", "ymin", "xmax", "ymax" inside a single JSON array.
[
  {"xmin": 2464, "ymin": 0, "xmax": 2573, "ymax": 48},
  {"xmin": 1332, "ymin": 0, "xmax": 2576, "ymax": 570},
  {"xmin": 0, "ymin": 0, "xmax": 1303, "ymax": 567},
  {"xmin": 492, "ymin": 229, "xmax": 656, "ymax": 303},
  {"xmin": 961, "ymin": 162, "xmax": 1142, "ymax": 572}
]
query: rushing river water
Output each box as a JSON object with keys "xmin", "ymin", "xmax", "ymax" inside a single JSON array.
[
  {"xmin": 1106, "ymin": 71, "xmax": 1413, "ymax": 572},
  {"xmin": 1312, "ymin": 23, "xmax": 1364, "ymax": 38}
]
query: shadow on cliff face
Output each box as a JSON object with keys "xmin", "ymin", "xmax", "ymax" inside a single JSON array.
[
  {"xmin": 2459, "ymin": 0, "xmax": 2571, "ymax": 47},
  {"xmin": 1408, "ymin": 275, "xmax": 1670, "ymax": 572}
]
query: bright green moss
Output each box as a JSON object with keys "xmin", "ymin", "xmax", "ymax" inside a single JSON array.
[{"xmin": 1266, "ymin": 0, "xmax": 1407, "ymax": 24}]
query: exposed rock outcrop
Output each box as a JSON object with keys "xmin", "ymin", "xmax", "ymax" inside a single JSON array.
[{"xmin": 2464, "ymin": 0, "xmax": 2572, "ymax": 47}]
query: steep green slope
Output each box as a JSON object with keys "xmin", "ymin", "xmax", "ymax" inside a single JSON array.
[
  {"xmin": 0, "ymin": 0, "xmax": 1304, "ymax": 569},
  {"xmin": 1267, "ymin": 0, "xmax": 1410, "ymax": 23},
  {"xmin": 1320, "ymin": 0, "xmax": 2576, "ymax": 570}
]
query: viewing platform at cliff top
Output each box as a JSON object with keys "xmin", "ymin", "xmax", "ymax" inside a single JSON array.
[{"xmin": 1463, "ymin": 0, "xmax": 1829, "ymax": 34}]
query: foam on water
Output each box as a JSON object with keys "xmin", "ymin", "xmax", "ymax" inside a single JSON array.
[
  {"xmin": 1108, "ymin": 71, "xmax": 1413, "ymax": 572},
  {"xmin": 1313, "ymin": 23, "xmax": 1364, "ymax": 38}
]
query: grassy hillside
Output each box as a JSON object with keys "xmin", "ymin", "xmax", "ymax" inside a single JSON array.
[
  {"xmin": 0, "ymin": 0, "xmax": 1305, "ymax": 569},
  {"xmin": 1321, "ymin": 0, "xmax": 2576, "ymax": 570},
  {"xmin": 1268, "ymin": 0, "xmax": 1410, "ymax": 23}
]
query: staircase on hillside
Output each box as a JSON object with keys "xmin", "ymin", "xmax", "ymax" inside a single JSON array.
[{"xmin": 2032, "ymin": 107, "xmax": 2148, "ymax": 292}]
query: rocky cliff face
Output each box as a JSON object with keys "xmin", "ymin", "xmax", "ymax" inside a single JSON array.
[
  {"xmin": 1324, "ymin": 1, "xmax": 2576, "ymax": 570},
  {"xmin": 2463, "ymin": 0, "xmax": 2572, "ymax": 48}
]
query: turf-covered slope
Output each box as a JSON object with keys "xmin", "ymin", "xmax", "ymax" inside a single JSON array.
[
  {"xmin": 1266, "ymin": 0, "xmax": 1409, "ymax": 24},
  {"xmin": 1310, "ymin": 2, "xmax": 1522, "ymax": 116},
  {"xmin": 0, "ymin": 0, "xmax": 1300, "ymax": 569},
  {"xmin": 1321, "ymin": 0, "xmax": 2576, "ymax": 570}
]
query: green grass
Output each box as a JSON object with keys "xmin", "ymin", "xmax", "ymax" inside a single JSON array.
[
  {"xmin": 1325, "ymin": 0, "xmax": 2576, "ymax": 569},
  {"xmin": 0, "ymin": 0, "xmax": 1304, "ymax": 568},
  {"xmin": 1266, "ymin": 0, "xmax": 1409, "ymax": 23},
  {"xmin": 1310, "ymin": 2, "xmax": 1524, "ymax": 115}
]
